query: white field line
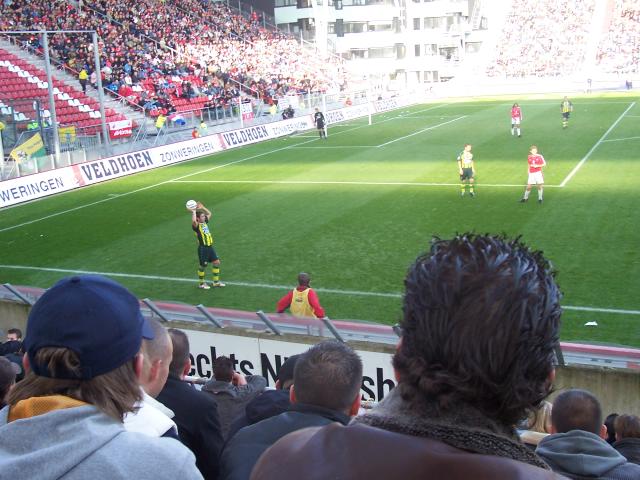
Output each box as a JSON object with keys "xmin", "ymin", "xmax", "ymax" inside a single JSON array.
[
  {"xmin": 377, "ymin": 116, "xmax": 467, "ymax": 148},
  {"xmin": 0, "ymin": 121, "xmax": 382, "ymax": 233},
  {"xmin": 2, "ymin": 264, "xmax": 639, "ymax": 315},
  {"xmin": 287, "ymin": 145, "xmax": 375, "ymax": 149},
  {"xmin": 602, "ymin": 136, "xmax": 640, "ymax": 143},
  {"xmin": 173, "ymin": 179, "xmax": 563, "ymax": 188},
  {"xmin": 560, "ymin": 102, "xmax": 636, "ymax": 187},
  {"xmin": 0, "ymin": 265, "xmax": 399, "ymax": 299},
  {"xmin": 1, "ymin": 104, "xmax": 447, "ymax": 232}
]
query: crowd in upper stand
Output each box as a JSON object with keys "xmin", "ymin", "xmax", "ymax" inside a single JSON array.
[
  {"xmin": 486, "ymin": 0, "xmax": 639, "ymax": 78},
  {"xmin": 0, "ymin": 0, "xmax": 346, "ymax": 117},
  {"xmin": 486, "ymin": 0, "xmax": 596, "ymax": 78},
  {"xmin": 595, "ymin": 0, "xmax": 640, "ymax": 75}
]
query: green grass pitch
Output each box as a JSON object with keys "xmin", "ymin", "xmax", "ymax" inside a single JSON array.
[{"xmin": 2, "ymin": 93, "xmax": 639, "ymax": 347}]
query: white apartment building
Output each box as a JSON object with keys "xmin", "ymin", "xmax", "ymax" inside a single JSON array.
[{"xmin": 274, "ymin": 0, "xmax": 496, "ymax": 88}]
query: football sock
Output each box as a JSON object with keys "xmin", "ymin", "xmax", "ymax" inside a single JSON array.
[
  {"xmin": 469, "ymin": 184, "xmax": 474, "ymax": 194},
  {"xmin": 538, "ymin": 188, "xmax": 543, "ymax": 201},
  {"xmin": 198, "ymin": 268, "xmax": 206, "ymax": 284},
  {"xmin": 523, "ymin": 190, "xmax": 531, "ymax": 200},
  {"xmin": 461, "ymin": 183, "xmax": 466, "ymax": 194},
  {"xmin": 212, "ymin": 266, "xmax": 220, "ymax": 283},
  {"xmin": 511, "ymin": 127, "xmax": 514, "ymax": 135},
  {"xmin": 517, "ymin": 128, "xmax": 521, "ymax": 136}
]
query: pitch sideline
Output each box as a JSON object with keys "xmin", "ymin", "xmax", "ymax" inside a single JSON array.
[{"xmin": 1, "ymin": 264, "xmax": 638, "ymax": 316}]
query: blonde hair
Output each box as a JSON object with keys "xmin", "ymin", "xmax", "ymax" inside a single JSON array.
[
  {"xmin": 527, "ymin": 401, "xmax": 553, "ymax": 433},
  {"xmin": 8, "ymin": 348, "xmax": 141, "ymax": 421}
]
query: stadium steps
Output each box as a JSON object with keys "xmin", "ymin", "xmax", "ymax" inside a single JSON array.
[{"xmin": 0, "ymin": 39, "xmax": 150, "ymax": 129}]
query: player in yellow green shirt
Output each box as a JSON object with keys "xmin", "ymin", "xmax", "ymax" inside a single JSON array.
[
  {"xmin": 457, "ymin": 144, "xmax": 476, "ymax": 197},
  {"xmin": 561, "ymin": 97, "xmax": 573, "ymax": 129}
]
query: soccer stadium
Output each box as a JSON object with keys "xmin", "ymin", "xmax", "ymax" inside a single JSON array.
[{"xmin": 1, "ymin": 0, "xmax": 640, "ymax": 477}]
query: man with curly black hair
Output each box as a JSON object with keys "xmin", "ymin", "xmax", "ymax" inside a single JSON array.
[{"xmin": 252, "ymin": 233, "xmax": 565, "ymax": 480}]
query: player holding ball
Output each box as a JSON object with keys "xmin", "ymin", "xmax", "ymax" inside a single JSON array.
[
  {"xmin": 187, "ymin": 200, "xmax": 225, "ymax": 289},
  {"xmin": 520, "ymin": 145, "xmax": 546, "ymax": 204}
]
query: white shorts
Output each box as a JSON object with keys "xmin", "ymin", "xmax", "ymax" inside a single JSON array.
[
  {"xmin": 512, "ymin": 118, "xmax": 521, "ymax": 125},
  {"xmin": 527, "ymin": 171, "xmax": 544, "ymax": 185}
]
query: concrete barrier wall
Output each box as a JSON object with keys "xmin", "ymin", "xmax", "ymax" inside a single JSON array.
[{"xmin": 2, "ymin": 300, "xmax": 638, "ymax": 416}]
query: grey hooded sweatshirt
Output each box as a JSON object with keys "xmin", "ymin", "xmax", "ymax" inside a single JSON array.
[
  {"xmin": 0, "ymin": 404, "xmax": 203, "ymax": 480},
  {"xmin": 536, "ymin": 430, "xmax": 640, "ymax": 479}
]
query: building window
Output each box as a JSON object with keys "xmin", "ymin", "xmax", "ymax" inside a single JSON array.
[
  {"xmin": 423, "ymin": 17, "xmax": 441, "ymax": 29},
  {"xmin": 414, "ymin": 44, "xmax": 420, "ymax": 56},
  {"xmin": 413, "ymin": 17, "xmax": 420, "ymax": 30},
  {"xmin": 424, "ymin": 43, "xmax": 437, "ymax": 55}
]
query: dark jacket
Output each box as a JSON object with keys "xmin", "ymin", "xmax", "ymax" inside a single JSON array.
[
  {"xmin": 157, "ymin": 375, "xmax": 224, "ymax": 480},
  {"xmin": 202, "ymin": 375, "xmax": 267, "ymax": 440},
  {"xmin": 227, "ymin": 389, "xmax": 291, "ymax": 440},
  {"xmin": 614, "ymin": 437, "xmax": 640, "ymax": 465},
  {"xmin": 251, "ymin": 388, "xmax": 563, "ymax": 480},
  {"xmin": 537, "ymin": 430, "xmax": 640, "ymax": 479},
  {"xmin": 220, "ymin": 403, "xmax": 349, "ymax": 480},
  {"xmin": 0, "ymin": 341, "xmax": 21, "ymax": 356}
]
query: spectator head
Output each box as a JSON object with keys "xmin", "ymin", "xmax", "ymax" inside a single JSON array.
[
  {"xmin": 167, "ymin": 328, "xmax": 191, "ymax": 379},
  {"xmin": 213, "ymin": 356, "xmax": 234, "ymax": 383},
  {"xmin": 297, "ymin": 273, "xmax": 310, "ymax": 287},
  {"xmin": 614, "ymin": 414, "xmax": 640, "ymax": 441},
  {"xmin": 8, "ymin": 275, "xmax": 154, "ymax": 421},
  {"xmin": 291, "ymin": 340, "xmax": 362, "ymax": 416},
  {"xmin": 551, "ymin": 389, "xmax": 604, "ymax": 437},
  {"xmin": 393, "ymin": 233, "xmax": 562, "ymax": 427},
  {"xmin": 0, "ymin": 357, "xmax": 20, "ymax": 408},
  {"xmin": 139, "ymin": 318, "xmax": 172, "ymax": 398},
  {"xmin": 275, "ymin": 354, "xmax": 301, "ymax": 390},
  {"xmin": 6, "ymin": 328, "xmax": 22, "ymax": 341},
  {"xmin": 605, "ymin": 413, "xmax": 620, "ymax": 444},
  {"xmin": 526, "ymin": 401, "xmax": 553, "ymax": 434}
]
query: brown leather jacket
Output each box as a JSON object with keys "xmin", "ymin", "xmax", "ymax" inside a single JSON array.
[{"xmin": 251, "ymin": 422, "xmax": 567, "ymax": 480}]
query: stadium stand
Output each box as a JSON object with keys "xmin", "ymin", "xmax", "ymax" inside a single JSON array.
[
  {"xmin": 485, "ymin": 0, "xmax": 639, "ymax": 78},
  {"xmin": 486, "ymin": 0, "xmax": 596, "ymax": 78},
  {"xmin": 0, "ymin": 0, "xmax": 345, "ymax": 124},
  {"xmin": 596, "ymin": 1, "xmax": 640, "ymax": 75},
  {"xmin": 0, "ymin": 48, "xmax": 126, "ymax": 132}
]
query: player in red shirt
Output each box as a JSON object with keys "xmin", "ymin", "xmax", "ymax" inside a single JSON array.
[
  {"xmin": 520, "ymin": 145, "xmax": 546, "ymax": 204},
  {"xmin": 511, "ymin": 103, "xmax": 522, "ymax": 137}
]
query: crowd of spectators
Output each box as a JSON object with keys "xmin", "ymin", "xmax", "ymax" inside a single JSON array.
[
  {"xmin": 3, "ymin": 234, "xmax": 640, "ymax": 480},
  {"xmin": 596, "ymin": 1, "xmax": 640, "ymax": 74},
  {"xmin": 0, "ymin": 0, "xmax": 345, "ymax": 120},
  {"xmin": 486, "ymin": 0, "xmax": 595, "ymax": 78}
]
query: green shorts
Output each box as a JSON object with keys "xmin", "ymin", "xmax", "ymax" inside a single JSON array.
[{"xmin": 198, "ymin": 245, "xmax": 219, "ymax": 266}]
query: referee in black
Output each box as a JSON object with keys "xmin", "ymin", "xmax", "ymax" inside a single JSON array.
[{"xmin": 313, "ymin": 108, "xmax": 327, "ymax": 139}]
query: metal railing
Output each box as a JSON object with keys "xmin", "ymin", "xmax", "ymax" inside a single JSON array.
[{"xmin": 2, "ymin": 282, "xmax": 640, "ymax": 369}]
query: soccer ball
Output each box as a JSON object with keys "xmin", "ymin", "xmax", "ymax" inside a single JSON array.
[{"xmin": 186, "ymin": 200, "xmax": 198, "ymax": 210}]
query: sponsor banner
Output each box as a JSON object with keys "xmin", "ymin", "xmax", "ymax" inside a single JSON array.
[
  {"xmin": 185, "ymin": 329, "xmax": 396, "ymax": 402},
  {"xmin": 240, "ymin": 101, "xmax": 254, "ymax": 121},
  {"xmin": 325, "ymin": 104, "xmax": 371, "ymax": 125},
  {"xmin": 219, "ymin": 116, "xmax": 315, "ymax": 149},
  {"xmin": 10, "ymin": 133, "xmax": 45, "ymax": 162},
  {"xmin": 74, "ymin": 135, "xmax": 225, "ymax": 186},
  {"xmin": 1, "ymin": 94, "xmax": 421, "ymax": 207},
  {"xmin": 59, "ymin": 126, "xmax": 77, "ymax": 143},
  {"xmin": 108, "ymin": 119, "xmax": 132, "ymax": 139},
  {"xmin": 220, "ymin": 124, "xmax": 270, "ymax": 148},
  {"xmin": 269, "ymin": 116, "xmax": 314, "ymax": 138},
  {"xmin": 0, "ymin": 168, "xmax": 79, "ymax": 208}
]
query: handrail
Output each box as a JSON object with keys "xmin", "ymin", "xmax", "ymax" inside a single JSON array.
[{"xmin": 0, "ymin": 33, "xmax": 147, "ymax": 117}]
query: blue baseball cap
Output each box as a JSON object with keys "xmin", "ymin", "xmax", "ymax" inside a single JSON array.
[{"xmin": 25, "ymin": 275, "xmax": 154, "ymax": 380}]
